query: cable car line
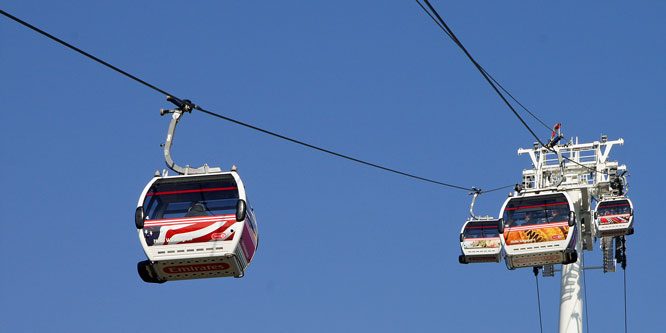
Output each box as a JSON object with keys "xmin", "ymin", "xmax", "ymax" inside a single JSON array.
[
  {"xmin": 480, "ymin": 67, "xmax": 552, "ymax": 132},
  {"xmin": 533, "ymin": 267, "xmax": 544, "ymax": 333},
  {"xmin": 0, "ymin": 10, "xmax": 175, "ymax": 98},
  {"xmin": 414, "ymin": 1, "xmax": 551, "ymax": 133},
  {"xmin": 472, "ymin": 184, "xmax": 514, "ymax": 194},
  {"xmin": 415, "ymin": 2, "xmax": 614, "ymax": 179},
  {"xmin": 622, "ymin": 268, "xmax": 627, "ymax": 333},
  {"xmin": 5, "ymin": 6, "xmax": 636, "ymax": 330},
  {"xmin": 619, "ymin": 236, "xmax": 628, "ymax": 333},
  {"xmin": 1, "ymin": 9, "xmax": 518, "ymax": 194},
  {"xmin": 582, "ymin": 251, "xmax": 591, "ymax": 333},
  {"xmin": 415, "ymin": 1, "xmax": 549, "ymax": 145},
  {"xmin": 192, "ymin": 102, "xmax": 475, "ymax": 191}
]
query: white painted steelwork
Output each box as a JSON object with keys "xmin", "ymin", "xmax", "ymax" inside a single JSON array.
[{"xmin": 509, "ymin": 136, "xmax": 631, "ymax": 333}]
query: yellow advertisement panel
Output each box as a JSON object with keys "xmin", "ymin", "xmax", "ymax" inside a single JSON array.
[{"xmin": 504, "ymin": 222, "xmax": 569, "ymax": 245}]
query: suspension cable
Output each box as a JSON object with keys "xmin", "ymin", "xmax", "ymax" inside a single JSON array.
[
  {"xmin": 476, "ymin": 184, "xmax": 515, "ymax": 194},
  {"xmin": 416, "ymin": 1, "xmax": 548, "ymax": 146},
  {"xmin": 415, "ymin": 1, "xmax": 613, "ymax": 177},
  {"xmin": 193, "ymin": 104, "xmax": 474, "ymax": 190},
  {"xmin": 622, "ymin": 268, "xmax": 627, "ymax": 333},
  {"xmin": 481, "ymin": 67, "xmax": 552, "ymax": 132},
  {"xmin": 1, "ymin": 9, "xmax": 517, "ymax": 193},
  {"xmin": 533, "ymin": 267, "xmax": 544, "ymax": 333},
  {"xmin": 414, "ymin": 1, "xmax": 551, "ymax": 132},
  {"xmin": 0, "ymin": 10, "xmax": 174, "ymax": 97},
  {"xmin": 621, "ymin": 236, "xmax": 628, "ymax": 333}
]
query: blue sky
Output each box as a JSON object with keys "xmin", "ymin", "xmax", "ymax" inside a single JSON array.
[{"xmin": 2, "ymin": 1, "xmax": 664, "ymax": 332}]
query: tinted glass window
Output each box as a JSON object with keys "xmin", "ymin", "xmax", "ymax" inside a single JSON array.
[
  {"xmin": 143, "ymin": 177, "xmax": 239, "ymax": 220},
  {"xmin": 463, "ymin": 221, "xmax": 499, "ymax": 239},
  {"xmin": 245, "ymin": 201, "xmax": 257, "ymax": 233},
  {"xmin": 503, "ymin": 194, "xmax": 569, "ymax": 227},
  {"xmin": 597, "ymin": 200, "xmax": 631, "ymax": 216}
]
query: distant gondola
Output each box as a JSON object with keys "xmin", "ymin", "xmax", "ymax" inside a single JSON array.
[
  {"xmin": 458, "ymin": 218, "xmax": 502, "ymax": 264},
  {"xmin": 498, "ymin": 192, "xmax": 577, "ymax": 269},
  {"xmin": 595, "ymin": 197, "xmax": 634, "ymax": 237}
]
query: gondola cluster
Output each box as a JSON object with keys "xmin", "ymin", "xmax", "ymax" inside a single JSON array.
[
  {"xmin": 136, "ymin": 99, "xmax": 632, "ymax": 281},
  {"xmin": 458, "ymin": 190, "xmax": 634, "ymax": 270}
]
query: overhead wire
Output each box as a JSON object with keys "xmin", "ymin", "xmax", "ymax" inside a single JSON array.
[
  {"xmin": 475, "ymin": 183, "xmax": 515, "ymax": 194},
  {"xmin": 415, "ymin": 1, "xmax": 612, "ymax": 177},
  {"xmin": 193, "ymin": 105, "xmax": 473, "ymax": 190},
  {"xmin": 481, "ymin": 67, "xmax": 552, "ymax": 132},
  {"xmin": 0, "ymin": 10, "xmax": 175, "ymax": 98},
  {"xmin": 416, "ymin": 0, "xmax": 549, "ymax": 146},
  {"xmin": 620, "ymin": 236, "xmax": 628, "ymax": 333},
  {"xmin": 533, "ymin": 267, "xmax": 544, "ymax": 333},
  {"xmin": 0, "ymin": 9, "xmax": 514, "ymax": 194},
  {"xmin": 414, "ymin": 0, "xmax": 551, "ymax": 132},
  {"xmin": 622, "ymin": 269, "xmax": 627, "ymax": 333}
]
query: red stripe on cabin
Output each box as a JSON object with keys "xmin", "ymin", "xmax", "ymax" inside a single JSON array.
[
  {"xmin": 146, "ymin": 187, "xmax": 238, "ymax": 196},
  {"xmin": 599, "ymin": 203, "xmax": 630, "ymax": 208},
  {"xmin": 504, "ymin": 202, "xmax": 568, "ymax": 211},
  {"xmin": 163, "ymin": 220, "xmax": 235, "ymax": 245},
  {"xmin": 505, "ymin": 221, "xmax": 568, "ymax": 231},
  {"xmin": 181, "ymin": 226, "xmax": 235, "ymax": 244},
  {"xmin": 143, "ymin": 214, "xmax": 235, "ymax": 227}
]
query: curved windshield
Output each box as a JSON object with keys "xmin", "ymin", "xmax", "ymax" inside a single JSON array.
[
  {"xmin": 597, "ymin": 200, "xmax": 631, "ymax": 217},
  {"xmin": 463, "ymin": 221, "xmax": 500, "ymax": 239},
  {"xmin": 502, "ymin": 194, "xmax": 569, "ymax": 227},
  {"xmin": 143, "ymin": 177, "xmax": 239, "ymax": 220}
]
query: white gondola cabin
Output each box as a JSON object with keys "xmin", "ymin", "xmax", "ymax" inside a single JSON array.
[
  {"xmin": 459, "ymin": 218, "xmax": 502, "ymax": 264},
  {"xmin": 595, "ymin": 197, "xmax": 634, "ymax": 237},
  {"xmin": 498, "ymin": 192, "xmax": 577, "ymax": 269},
  {"xmin": 135, "ymin": 171, "xmax": 258, "ymax": 283},
  {"xmin": 135, "ymin": 97, "xmax": 260, "ymax": 283}
]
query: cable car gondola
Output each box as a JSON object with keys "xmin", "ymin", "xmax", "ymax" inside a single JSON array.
[
  {"xmin": 135, "ymin": 97, "xmax": 258, "ymax": 283},
  {"xmin": 595, "ymin": 197, "xmax": 634, "ymax": 237},
  {"xmin": 498, "ymin": 192, "xmax": 577, "ymax": 269},
  {"xmin": 136, "ymin": 170, "xmax": 258, "ymax": 283},
  {"xmin": 459, "ymin": 218, "xmax": 502, "ymax": 264}
]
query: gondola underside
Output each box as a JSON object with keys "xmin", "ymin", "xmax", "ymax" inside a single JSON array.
[
  {"xmin": 506, "ymin": 249, "xmax": 576, "ymax": 269},
  {"xmin": 139, "ymin": 253, "xmax": 245, "ymax": 283}
]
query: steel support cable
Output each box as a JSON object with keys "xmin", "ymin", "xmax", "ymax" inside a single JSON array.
[
  {"xmin": 533, "ymin": 267, "xmax": 544, "ymax": 333},
  {"xmin": 415, "ymin": 1, "xmax": 551, "ymax": 132},
  {"xmin": 415, "ymin": 2, "xmax": 614, "ymax": 178},
  {"xmin": 1, "ymin": 9, "xmax": 516, "ymax": 193},
  {"xmin": 622, "ymin": 268, "xmax": 627, "ymax": 333},
  {"xmin": 621, "ymin": 238, "xmax": 628, "ymax": 333},
  {"xmin": 480, "ymin": 67, "xmax": 552, "ymax": 132},
  {"xmin": 414, "ymin": 0, "xmax": 454, "ymax": 40},
  {"xmin": 477, "ymin": 183, "xmax": 514, "ymax": 194},
  {"xmin": 194, "ymin": 105, "xmax": 473, "ymax": 190},
  {"xmin": 0, "ymin": 10, "xmax": 175, "ymax": 98},
  {"xmin": 417, "ymin": 0, "xmax": 548, "ymax": 146}
]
